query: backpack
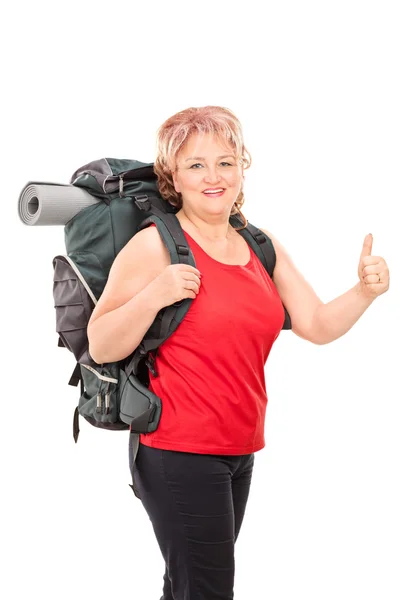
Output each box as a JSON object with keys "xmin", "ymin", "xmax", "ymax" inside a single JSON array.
[{"xmin": 52, "ymin": 157, "xmax": 291, "ymax": 494}]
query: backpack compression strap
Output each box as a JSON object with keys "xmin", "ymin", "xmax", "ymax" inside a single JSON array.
[{"xmin": 68, "ymin": 363, "xmax": 84, "ymax": 442}]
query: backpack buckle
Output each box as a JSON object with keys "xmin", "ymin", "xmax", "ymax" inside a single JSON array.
[
  {"xmin": 177, "ymin": 245, "xmax": 189, "ymax": 256},
  {"xmin": 254, "ymin": 231, "xmax": 266, "ymax": 244},
  {"xmin": 134, "ymin": 195, "xmax": 152, "ymax": 212}
]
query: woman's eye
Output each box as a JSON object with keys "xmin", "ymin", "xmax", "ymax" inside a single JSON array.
[{"xmin": 189, "ymin": 162, "xmax": 233, "ymax": 169}]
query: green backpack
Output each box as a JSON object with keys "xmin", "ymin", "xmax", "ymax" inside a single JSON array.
[{"xmin": 52, "ymin": 157, "xmax": 291, "ymax": 490}]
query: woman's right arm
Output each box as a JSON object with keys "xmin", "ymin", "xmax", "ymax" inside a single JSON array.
[{"xmin": 87, "ymin": 227, "xmax": 201, "ymax": 364}]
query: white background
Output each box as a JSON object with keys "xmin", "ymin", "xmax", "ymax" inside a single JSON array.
[{"xmin": 2, "ymin": 1, "xmax": 399, "ymax": 599}]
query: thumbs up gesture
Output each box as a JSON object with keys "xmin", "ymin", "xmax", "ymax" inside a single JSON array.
[{"xmin": 358, "ymin": 234, "xmax": 390, "ymax": 299}]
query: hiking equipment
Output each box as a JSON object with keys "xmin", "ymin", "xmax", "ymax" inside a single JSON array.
[{"xmin": 52, "ymin": 157, "xmax": 291, "ymax": 493}]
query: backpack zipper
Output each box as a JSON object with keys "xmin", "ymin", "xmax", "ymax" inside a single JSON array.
[
  {"xmin": 81, "ymin": 364, "xmax": 118, "ymax": 415},
  {"xmin": 96, "ymin": 388, "xmax": 102, "ymax": 414},
  {"xmin": 96, "ymin": 379, "xmax": 104, "ymax": 414},
  {"xmin": 96, "ymin": 380, "xmax": 111, "ymax": 414},
  {"xmin": 104, "ymin": 381, "xmax": 111, "ymax": 414}
]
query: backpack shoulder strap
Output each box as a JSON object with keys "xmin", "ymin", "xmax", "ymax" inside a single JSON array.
[
  {"xmin": 124, "ymin": 208, "xmax": 196, "ymax": 377},
  {"xmin": 236, "ymin": 220, "xmax": 276, "ymax": 277},
  {"xmin": 233, "ymin": 218, "xmax": 292, "ymax": 330},
  {"xmin": 138, "ymin": 212, "xmax": 195, "ymax": 267}
]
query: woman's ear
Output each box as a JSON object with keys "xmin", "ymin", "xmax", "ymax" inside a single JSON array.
[{"xmin": 172, "ymin": 170, "xmax": 181, "ymax": 193}]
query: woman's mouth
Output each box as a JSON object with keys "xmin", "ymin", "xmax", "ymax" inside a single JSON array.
[{"xmin": 202, "ymin": 188, "xmax": 225, "ymax": 198}]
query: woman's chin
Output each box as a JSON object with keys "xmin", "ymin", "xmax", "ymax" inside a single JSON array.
[
  {"xmin": 203, "ymin": 197, "xmax": 233, "ymax": 211},
  {"xmin": 203, "ymin": 205, "xmax": 231, "ymax": 217}
]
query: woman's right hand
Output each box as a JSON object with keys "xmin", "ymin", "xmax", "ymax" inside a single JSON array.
[{"xmin": 150, "ymin": 264, "xmax": 202, "ymax": 309}]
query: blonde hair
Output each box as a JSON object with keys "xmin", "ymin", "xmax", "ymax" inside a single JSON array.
[{"xmin": 153, "ymin": 106, "xmax": 251, "ymax": 229}]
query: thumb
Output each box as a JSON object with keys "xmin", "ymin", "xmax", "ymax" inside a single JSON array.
[{"xmin": 360, "ymin": 233, "xmax": 373, "ymax": 259}]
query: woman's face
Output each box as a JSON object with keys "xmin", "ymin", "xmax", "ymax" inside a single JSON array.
[{"xmin": 172, "ymin": 132, "xmax": 244, "ymax": 217}]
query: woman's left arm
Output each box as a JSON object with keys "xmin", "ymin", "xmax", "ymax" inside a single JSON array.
[{"xmin": 261, "ymin": 229, "xmax": 390, "ymax": 345}]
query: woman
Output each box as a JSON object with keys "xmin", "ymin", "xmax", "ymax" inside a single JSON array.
[{"xmin": 87, "ymin": 106, "xmax": 390, "ymax": 600}]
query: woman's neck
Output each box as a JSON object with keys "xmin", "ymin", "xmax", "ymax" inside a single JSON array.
[{"xmin": 176, "ymin": 210, "xmax": 235, "ymax": 243}]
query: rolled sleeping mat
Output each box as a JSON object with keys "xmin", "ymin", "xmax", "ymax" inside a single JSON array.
[{"xmin": 18, "ymin": 182, "xmax": 99, "ymax": 226}]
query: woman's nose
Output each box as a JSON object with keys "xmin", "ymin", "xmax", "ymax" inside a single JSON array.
[{"xmin": 204, "ymin": 167, "xmax": 221, "ymax": 184}]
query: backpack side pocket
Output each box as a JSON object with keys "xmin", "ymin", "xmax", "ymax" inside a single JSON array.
[
  {"xmin": 53, "ymin": 255, "xmax": 94, "ymax": 362},
  {"xmin": 119, "ymin": 369, "xmax": 162, "ymax": 433}
]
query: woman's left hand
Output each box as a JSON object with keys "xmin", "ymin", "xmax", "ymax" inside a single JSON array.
[{"xmin": 358, "ymin": 234, "xmax": 390, "ymax": 299}]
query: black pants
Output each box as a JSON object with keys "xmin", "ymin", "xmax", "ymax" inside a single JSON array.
[{"xmin": 130, "ymin": 440, "xmax": 254, "ymax": 600}]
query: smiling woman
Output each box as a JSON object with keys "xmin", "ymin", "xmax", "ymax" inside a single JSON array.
[{"xmin": 86, "ymin": 105, "xmax": 390, "ymax": 600}]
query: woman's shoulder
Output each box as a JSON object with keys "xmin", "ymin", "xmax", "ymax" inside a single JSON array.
[
  {"xmin": 102, "ymin": 224, "xmax": 171, "ymax": 298},
  {"xmin": 120, "ymin": 223, "xmax": 170, "ymax": 270}
]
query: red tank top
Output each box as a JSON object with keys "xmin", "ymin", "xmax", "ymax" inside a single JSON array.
[{"xmin": 139, "ymin": 226, "xmax": 285, "ymax": 455}]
